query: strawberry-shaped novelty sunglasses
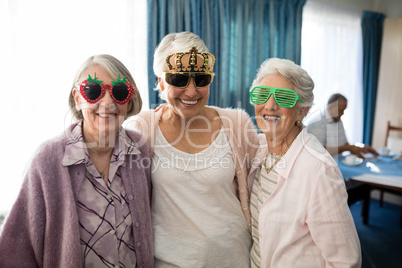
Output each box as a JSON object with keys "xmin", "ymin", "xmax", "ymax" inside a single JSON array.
[{"xmin": 79, "ymin": 73, "xmax": 134, "ymax": 105}]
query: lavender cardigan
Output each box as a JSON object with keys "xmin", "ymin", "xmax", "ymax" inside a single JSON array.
[{"xmin": 0, "ymin": 123, "xmax": 153, "ymax": 268}]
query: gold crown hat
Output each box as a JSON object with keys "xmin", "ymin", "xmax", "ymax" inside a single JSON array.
[{"xmin": 166, "ymin": 47, "xmax": 215, "ymax": 73}]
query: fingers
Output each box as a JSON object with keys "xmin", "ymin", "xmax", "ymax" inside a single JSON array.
[{"xmin": 363, "ymin": 145, "xmax": 379, "ymax": 156}]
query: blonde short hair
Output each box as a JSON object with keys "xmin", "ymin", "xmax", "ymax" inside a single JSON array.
[{"xmin": 69, "ymin": 54, "xmax": 142, "ymax": 120}]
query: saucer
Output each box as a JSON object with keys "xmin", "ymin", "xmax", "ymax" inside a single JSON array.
[
  {"xmin": 342, "ymin": 157, "xmax": 364, "ymax": 166},
  {"xmin": 379, "ymin": 152, "xmax": 394, "ymax": 157}
]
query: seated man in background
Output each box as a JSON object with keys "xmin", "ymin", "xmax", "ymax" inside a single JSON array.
[{"xmin": 307, "ymin": 93, "xmax": 378, "ymax": 158}]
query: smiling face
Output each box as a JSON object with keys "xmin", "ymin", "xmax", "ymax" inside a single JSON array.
[
  {"xmin": 160, "ymin": 77, "xmax": 210, "ymax": 119},
  {"xmin": 159, "ymin": 67, "xmax": 211, "ymax": 119},
  {"xmin": 159, "ymin": 48, "xmax": 213, "ymax": 119},
  {"xmin": 254, "ymin": 73, "xmax": 308, "ymax": 145},
  {"xmin": 73, "ymin": 65, "xmax": 130, "ymax": 145}
]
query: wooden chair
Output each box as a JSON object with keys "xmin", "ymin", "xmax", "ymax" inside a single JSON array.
[
  {"xmin": 379, "ymin": 121, "xmax": 402, "ymax": 228},
  {"xmin": 384, "ymin": 121, "xmax": 402, "ymax": 153}
]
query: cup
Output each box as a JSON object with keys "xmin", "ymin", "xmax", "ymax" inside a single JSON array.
[
  {"xmin": 344, "ymin": 155, "xmax": 357, "ymax": 164},
  {"xmin": 379, "ymin": 147, "xmax": 391, "ymax": 155}
]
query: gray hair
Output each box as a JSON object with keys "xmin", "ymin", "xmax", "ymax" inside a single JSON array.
[
  {"xmin": 250, "ymin": 58, "xmax": 314, "ymax": 108},
  {"xmin": 69, "ymin": 54, "xmax": 142, "ymax": 120},
  {"xmin": 153, "ymin": 32, "xmax": 210, "ymax": 100}
]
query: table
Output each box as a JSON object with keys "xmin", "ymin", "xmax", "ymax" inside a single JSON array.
[{"xmin": 336, "ymin": 155, "xmax": 402, "ymax": 227}]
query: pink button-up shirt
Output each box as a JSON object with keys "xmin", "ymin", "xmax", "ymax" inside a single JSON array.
[{"xmin": 248, "ymin": 128, "xmax": 361, "ymax": 268}]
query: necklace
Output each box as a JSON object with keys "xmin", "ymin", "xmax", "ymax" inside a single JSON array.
[
  {"xmin": 167, "ymin": 114, "xmax": 192, "ymax": 154},
  {"xmin": 264, "ymin": 129, "xmax": 300, "ymax": 175},
  {"xmin": 88, "ymin": 149, "xmax": 112, "ymax": 181},
  {"xmin": 99, "ymin": 171, "xmax": 106, "ymax": 179},
  {"xmin": 97, "ymin": 160, "xmax": 110, "ymax": 180}
]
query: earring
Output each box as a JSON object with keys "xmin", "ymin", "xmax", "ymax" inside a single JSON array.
[{"xmin": 295, "ymin": 120, "xmax": 301, "ymax": 127}]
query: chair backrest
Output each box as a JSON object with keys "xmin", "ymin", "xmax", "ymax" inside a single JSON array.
[{"xmin": 385, "ymin": 121, "xmax": 402, "ymax": 153}]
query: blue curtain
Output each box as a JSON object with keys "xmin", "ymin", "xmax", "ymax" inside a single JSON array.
[
  {"xmin": 147, "ymin": 0, "xmax": 306, "ymax": 116},
  {"xmin": 361, "ymin": 11, "xmax": 385, "ymax": 145}
]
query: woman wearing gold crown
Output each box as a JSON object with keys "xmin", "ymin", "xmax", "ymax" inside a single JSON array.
[{"xmin": 128, "ymin": 32, "xmax": 259, "ymax": 267}]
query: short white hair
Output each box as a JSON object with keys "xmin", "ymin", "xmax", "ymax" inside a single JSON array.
[
  {"xmin": 250, "ymin": 58, "xmax": 314, "ymax": 108},
  {"xmin": 153, "ymin": 32, "xmax": 209, "ymax": 100}
]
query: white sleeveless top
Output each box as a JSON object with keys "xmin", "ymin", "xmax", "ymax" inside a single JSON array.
[{"xmin": 152, "ymin": 127, "xmax": 251, "ymax": 267}]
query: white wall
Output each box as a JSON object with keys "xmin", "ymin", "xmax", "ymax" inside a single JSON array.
[
  {"xmin": 0, "ymin": 0, "xmax": 148, "ymax": 213},
  {"xmin": 314, "ymin": 0, "xmax": 402, "ymax": 17}
]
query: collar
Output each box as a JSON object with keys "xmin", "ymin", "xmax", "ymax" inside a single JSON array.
[
  {"xmin": 256, "ymin": 127, "xmax": 311, "ymax": 180},
  {"xmin": 62, "ymin": 121, "xmax": 140, "ymax": 167},
  {"xmin": 276, "ymin": 128, "xmax": 310, "ymax": 179}
]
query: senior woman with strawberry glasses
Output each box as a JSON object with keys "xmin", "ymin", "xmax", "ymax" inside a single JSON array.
[
  {"xmin": 0, "ymin": 54, "xmax": 153, "ymax": 267},
  {"xmin": 128, "ymin": 31, "xmax": 259, "ymax": 267},
  {"xmin": 247, "ymin": 58, "xmax": 361, "ymax": 268}
]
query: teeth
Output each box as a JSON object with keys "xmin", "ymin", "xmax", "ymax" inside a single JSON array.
[
  {"xmin": 98, "ymin": 114, "xmax": 115, "ymax": 118},
  {"xmin": 181, "ymin": 99, "xmax": 198, "ymax": 105},
  {"xmin": 263, "ymin": 115, "xmax": 281, "ymax": 122}
]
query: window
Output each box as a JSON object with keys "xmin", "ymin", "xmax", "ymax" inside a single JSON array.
[
  {"xmin": 0, "ymin": 0, "xmax": 147, "ymax": 214},
  {"xmin": 301, "ymin": 0, "xmax": 363, "ymax": 144}
]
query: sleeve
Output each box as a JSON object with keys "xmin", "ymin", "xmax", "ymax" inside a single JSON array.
[
  {"xmin": 0, "ymin": 163, "xmax": 46, "ymax": 268},
  {"xmin": 127, "ymin": 111, "xmax": 151, "ymax": 137},
  {"xmin": 126, "ymin": 110, "xmax": 156, "ymax": 156},
  {"xmin": 307, "ymin": 164, "xmax": 362, "ymax": 268},
  {"xmin": 238, "ymin": 110, "xmax": 260, "ymax": 191},
  {"xmin": 138, "ymin": 133, "xmax": 152, "ymax": 199}
]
